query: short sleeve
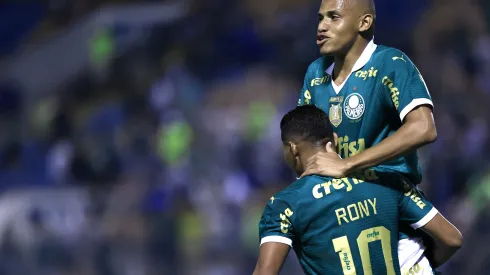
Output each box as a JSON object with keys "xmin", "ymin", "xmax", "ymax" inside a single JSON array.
[
  {"xmin": 381, "ymin": 52, "xmax": 433, "ymax": 122},
  {"xmin": 297, "ymin": 58, "xmax": 330, "ymax": 106},
  {"xmin": 399, "ymin": 186, "xmax": 438, "ymax": 230},
  {"xmin": 297, "ymin": 69, "xmax": 313, "ymax": 106},
  {"xmin": 259, "ymin": 197, "xmax": 297, "ymax": 247}
]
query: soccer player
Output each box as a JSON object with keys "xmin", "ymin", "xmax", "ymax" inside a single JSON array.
[
  {"xmin": 297, "ymin": 0, "xmax": 439, "ymax": 272},
  {"xmin": 298, "ymin": 0, "xmax": 435, "ymax": 183},
  {"xmin": 253, "ymin": 105, "xmax": 462, "ymax": 275}
]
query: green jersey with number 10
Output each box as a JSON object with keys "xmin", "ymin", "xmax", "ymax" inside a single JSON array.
[{"xmin": 259, "ymin": 170, "xmax": 438, "ymax": 275}]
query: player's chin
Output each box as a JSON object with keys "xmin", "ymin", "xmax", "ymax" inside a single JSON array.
[{"xmin": 318, "ymin": 44, "xmax": 335, "ymax": 56}]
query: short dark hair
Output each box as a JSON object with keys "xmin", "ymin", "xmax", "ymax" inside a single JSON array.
[{"xmin": 280, "ymin": 105, "xmax": 334, "ymax": 147}]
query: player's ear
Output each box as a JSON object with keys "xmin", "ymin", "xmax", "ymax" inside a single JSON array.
[
  {"xmin": 358, "ymin": 14, "xmax": 374, "ymax": 33},
  {"xmin": 289, "ymin": 142, "xmax": 299, "ymax": 157}
]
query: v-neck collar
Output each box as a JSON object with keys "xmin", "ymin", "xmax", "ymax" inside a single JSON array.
[{"xmin": 326, "ymin": 40, "xmax": 377, "ymax": 94}]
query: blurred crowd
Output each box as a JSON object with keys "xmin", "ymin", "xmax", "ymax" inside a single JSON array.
[{"xmin": 0, "ymin": 0, "xmax": 489, "ymax": 274}]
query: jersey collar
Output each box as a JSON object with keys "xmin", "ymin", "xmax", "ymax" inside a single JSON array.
[{"xmin": 325, "ymin": 39, "xmax": 377, "ymax": 75}]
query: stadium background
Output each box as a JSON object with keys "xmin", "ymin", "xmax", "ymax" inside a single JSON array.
[{"xmin": 0, "ymin": 0, "xmax": 489, "ymax": 274}]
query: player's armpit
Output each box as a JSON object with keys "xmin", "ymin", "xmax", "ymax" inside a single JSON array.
[
  {"xmin": 420, "ymin": 213, "xmax": 463, "ymax": 268},
  {"xmin": 253, "ymin": 242, "xmax": 290, "ymax": 275}
]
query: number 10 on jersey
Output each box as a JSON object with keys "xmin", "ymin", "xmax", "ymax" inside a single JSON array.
[{"xmin": 332, "ymin": 226, "xmax": 396, "ymax": 275}]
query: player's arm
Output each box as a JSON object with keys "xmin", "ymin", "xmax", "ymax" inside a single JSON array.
[
  {"xmin": 253, "ymin": 242, "xmax": 290, "ymax": 275},
  {"xmin": 253, "ymin": 197, "xmax": 297, "ymax": 275},
  {"xmin": 343, "ymin": 105, "xmax": 436, "ymax": 173},
  {"xmin": 400, "ymin": 187, "xmax": 462, "ymax": 268},
  {"xmin": 419, "ymin": 213, "xmax": 463, "ymax": 268},
  {"xmin": 344, "ymin": 54, "xmax": 436, "ymax": 173}
]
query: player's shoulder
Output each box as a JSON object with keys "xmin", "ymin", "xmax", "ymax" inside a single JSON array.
[
  {"xmin": 269, "ymin": 179, "xmax": 304, "ymax": 205},
  {"xmin": 290, "ymin": 174, "xmax": 330, "ymax": 191},
  {"xmin": 373, "ymin": 44, "xmax": 416, "ymax": 70},
  {"xmin": 305, "ymin": 56, "xmax": 334, "ymax": 77},
  {"xmin": 269, "ymin": 175, "xmax": 329, "ymax": 206},
  {"xmin": 374, "ymin": 45, "xmax": 409, "ymax": 60}
]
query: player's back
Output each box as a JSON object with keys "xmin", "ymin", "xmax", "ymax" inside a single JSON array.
[{"xmin": 266, "ymin": 172, "xmax": 404, "ymax": 275}]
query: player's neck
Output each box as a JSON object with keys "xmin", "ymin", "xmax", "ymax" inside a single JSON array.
[
  {"xmin": 332, "ymin": 38, "xmax": 370, "ymax": 82},
  {"xmin": 299, "ymin": 148, "xmax": 327, "ymax": 176}
]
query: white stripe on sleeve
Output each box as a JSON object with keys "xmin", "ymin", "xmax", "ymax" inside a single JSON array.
[
  {"xmin": 399, "ymin": 98, "xmax": 433, "ymax": 122},
  {"xmin": 260, "ymin": 236, "xmax": 293, "ymax": 247},
  {"xmin": 411, "ymin": 207, "xmax": 438, "ymax": 229}
]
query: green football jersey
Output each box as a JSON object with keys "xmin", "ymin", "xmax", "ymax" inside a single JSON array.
[
  {"xmin": 259, "ymin": 170, "xmax": 437, "ymax": 275},
  {"xmin": 297, "ymin": 41, "xmax": 433, "ymax": 184}
]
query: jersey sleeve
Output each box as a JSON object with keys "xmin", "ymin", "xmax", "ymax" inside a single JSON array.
[
  {"xmin": 258, "ymin": 196, "xmax": 297, "ymax": 247},
  {"xmin": 399, "ymin": 186, "xmax": 438, "ymax": 230},
  {"xmin": 298, "ymin": 57, "xmax": 330, "ymax": 106},
  {"xmin": 297, "ymin": 67, "xmax": 314, "ymax": 106},
  {"xmin": 381, "ymin": 52, "xmax": 433, "ymax": 122}
]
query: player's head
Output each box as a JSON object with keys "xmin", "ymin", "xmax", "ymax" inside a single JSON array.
[
  {"xmin": 317, "ymin": 0, "xmax": 376, "ymax": 55},
  {"xmin": 280, "ymin": 105, "xmax": 337, "ymax": 176}
]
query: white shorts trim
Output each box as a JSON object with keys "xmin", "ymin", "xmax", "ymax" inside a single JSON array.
[
  {"xmin": 400, "ymin": 98, "xmax": 434, "ymax": 122},
  {"xmin": 411, "ymin": 207, "xmax": 438, "ymax": 229},
  {"xmin": 260, "ymin": 236, "xmax": 293, "ymax": 247},
  {"xmin": 398, "ymin": 237, "xmax": 426, "ymax": 271}
]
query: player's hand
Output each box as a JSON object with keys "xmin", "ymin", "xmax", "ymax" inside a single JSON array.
[{"xmin": 301, "ymin": 142, "xmax": 349, "ymax": 178}]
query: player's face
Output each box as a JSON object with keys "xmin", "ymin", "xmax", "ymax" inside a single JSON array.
[{"xmin": 317, "ymin": 0, "xmax": 359, "ymax": 55}]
